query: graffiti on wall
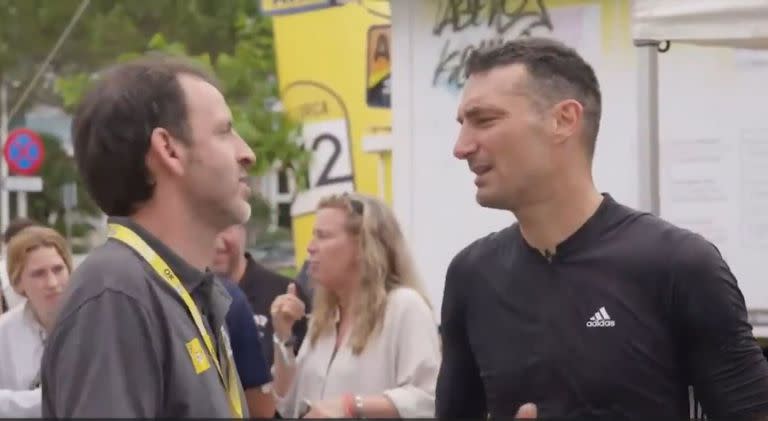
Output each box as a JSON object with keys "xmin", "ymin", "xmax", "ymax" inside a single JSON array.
[{"xmin": 431, "ymin": 0, "xmax": 554, "ymax": 91}]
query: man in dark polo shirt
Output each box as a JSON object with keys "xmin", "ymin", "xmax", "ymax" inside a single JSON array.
[
  {"xmin": 437, "ymin": 38, "xmax": 768, "ymax": 420},
  {"xmin": 212, "ymin": 224, "xmax": 309, "ymax": 367},
  {"xmin": 41, "ymin": 56, "xmax": 256, "ymax": 417}
]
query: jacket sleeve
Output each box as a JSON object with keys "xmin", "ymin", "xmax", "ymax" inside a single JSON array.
[
  {"xmin": 671, "ymin": 234, "xmax": 768, "ymax": 419},
  {"xmin": 436, "ymin": 254, "xmax": 487, "ymax": 419}
]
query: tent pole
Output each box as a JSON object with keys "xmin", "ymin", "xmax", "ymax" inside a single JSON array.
[{"xmin": 635, "ymin": 39, "xmax": 662, "ymax": 215}]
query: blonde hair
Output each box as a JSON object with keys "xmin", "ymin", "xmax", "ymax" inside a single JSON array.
[
  {"xmin": 7, "ymin": 226, "xmax": 72, "ymax": 292},
  {"xmin": 308, "ymin": 193, "xmax": 430, "ymax": 355}
]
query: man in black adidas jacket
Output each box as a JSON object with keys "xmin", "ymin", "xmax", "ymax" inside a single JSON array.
[{"xmin": 437, "ymin": 37, "xmax": 768, "ymax": 420}]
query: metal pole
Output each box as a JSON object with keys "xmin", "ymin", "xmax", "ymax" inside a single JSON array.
[
  {"xmin": 65, "ymin": 208, "xmax": 72, "ymax": 248},
  {"xmin": 635, "ymin": 40, "xmax": 661, "ymax": 215},
  {"xmin": 0, "ymin": 79, "xmax": 9, "ymax": 236},
  {"xmin": 16, "ymin": 191, "xmax": 26, "ymax": 218}
]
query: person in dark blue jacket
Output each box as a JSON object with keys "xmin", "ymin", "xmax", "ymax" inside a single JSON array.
[{"xmin": 222, "ymin": 278, "xmax": 275, "ymax": 418}]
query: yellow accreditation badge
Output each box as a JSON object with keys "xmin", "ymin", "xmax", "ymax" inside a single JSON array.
[{"xmin": 185, "ymin": 337, "xmax": 211, "ymax": 374}]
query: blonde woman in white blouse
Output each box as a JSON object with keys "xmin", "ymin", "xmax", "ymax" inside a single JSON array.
[
  {"xmin": 0, "ymin": 226, "xmax": 72, "ymax": 417},
  {"xmin": 270, "ymin": 193, "xmax": 441, "ymax": 418}
]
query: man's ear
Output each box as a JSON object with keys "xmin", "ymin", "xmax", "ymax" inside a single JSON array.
[
  {"xmin": 552, "ymin": 99, "xmax": 583, "ymax": 145},
  {"xmin": 146, "ymin": 127, "xmax": 187, "ymax": 177}
]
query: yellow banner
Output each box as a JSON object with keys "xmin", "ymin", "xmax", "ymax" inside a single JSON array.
[
  {"xmin": 366, "ymin": 25, "xmax": 391, "ymax": 108},
  {"xmin": 259, "ymin": 0, "xmax": 335, "ymax": 16},
  {"xmin": 271, "ymin": 1, "xmax": 392, "ymax": 267}
]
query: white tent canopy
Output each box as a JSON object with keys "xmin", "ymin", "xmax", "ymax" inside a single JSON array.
[
  {"xmin": 632, "ymin": 0, "xmax": 768, "ymax": 48},
  {"xmin": 633, "ymin": 0, "xmax": 768, "ymax": 49},
  {"xmin": 631, "ymin": 0, "xmax": 768, "ymax": 216}
]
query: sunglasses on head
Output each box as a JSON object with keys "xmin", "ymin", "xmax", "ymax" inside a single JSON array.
[{"xmin": 342, "ymin": 193, "xmax": 364, "ymax": 215}]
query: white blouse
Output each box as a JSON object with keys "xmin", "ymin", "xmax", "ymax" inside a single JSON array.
[
  {"xmin": 0, "ymin": 258, "xmax": 25, "ymax": 311},
  {"xmin": 0, "ymin": 302, "xmax": 45, "ymax": 417},
  {"xmin": 276, "ymin": 287, "xmax": 441, "ymax": 418}
]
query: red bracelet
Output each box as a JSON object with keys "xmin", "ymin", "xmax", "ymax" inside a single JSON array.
[{"xmin": 341, "ymin": 393, "xmax": 356, "ymax": 418}]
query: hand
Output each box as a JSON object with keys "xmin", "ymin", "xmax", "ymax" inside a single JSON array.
[
  {"xmin": 515, "ymin": 403, "xmax": 537, "ymax": 419},
  {"xmin": 302, "ymin": 399, "xmax": 345, "ymax": 418},
  {"xmin": 270, "ymin": 283, "xmax": 305, "ymax": 340}
]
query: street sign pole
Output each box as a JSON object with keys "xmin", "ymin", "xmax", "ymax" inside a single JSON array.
[
  {"xmin": 62, "ymin": 183, "xmax": 77, "ymax": 246},
  {"xmin": 16, "ymin": 191, "xmax": 26, "ymax": 218},
  {"xmin": 64, "ymin": 209, "xmax": 71, "ymax": 247},
  {"xmin": 0, "ymin": 79, "xmax": 9, "ymax": 236}
]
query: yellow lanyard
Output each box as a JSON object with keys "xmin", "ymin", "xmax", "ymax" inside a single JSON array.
[{"xmin": 108, "ymin": 223, "xmax": 243, "ymax": 418}]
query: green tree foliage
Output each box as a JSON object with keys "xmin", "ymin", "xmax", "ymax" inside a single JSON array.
[{"xmin": 1, "ymin": 0, "xmax": 308, "ymax": 184}]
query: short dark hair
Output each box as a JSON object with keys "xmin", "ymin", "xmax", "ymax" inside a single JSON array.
[
  {"xmin": 465, "ymin": 37, "xmax": 602, "ymax": 156},
  {"xmin": 3, "ymin": 217, "xmax": 40, "ymax": 244},
  {"xmin": 72, "ymin": 55, "xmax": 220, "ymax": 216}
]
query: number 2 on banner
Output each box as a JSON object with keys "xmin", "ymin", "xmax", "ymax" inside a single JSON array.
[
  {"xmin": 311, "ymin": 133, "xmax": 353, "ymax": 186},
  {"xmin": 291, "ymin": 119, "xmax": 355, "ymax": 217}
]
